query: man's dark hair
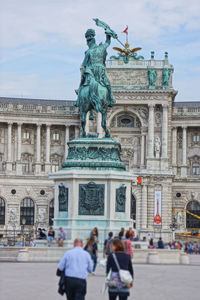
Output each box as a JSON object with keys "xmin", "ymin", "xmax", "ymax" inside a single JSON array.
[{"xmin": 109, "ymin": 232, "xmax": 113, "ymax": 238}]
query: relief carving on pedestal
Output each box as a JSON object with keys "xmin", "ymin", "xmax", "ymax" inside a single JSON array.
[
  {"xmin": 79, "ymin": 182, "xmax": 104, "ymax": 215},
  {"xmin": 116, "ymin": 184, "xmax": 126, "ymax": 212},
  {"xmin": 58, "ymin": 183, "xmax": 68, "ymax": 212}
]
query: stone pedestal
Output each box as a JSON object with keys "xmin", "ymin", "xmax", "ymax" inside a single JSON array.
[{"xmin": 50, "ymin": 137, "xmax": 136, "ymax": 245}]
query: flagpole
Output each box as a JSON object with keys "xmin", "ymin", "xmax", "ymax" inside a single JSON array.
[{"xmin": 116, "ymin": 38, "xmax": 133, "ymax": 56}]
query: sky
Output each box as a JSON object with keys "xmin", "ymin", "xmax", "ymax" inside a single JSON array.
[{"xmin": 0, "ymin": 0, "xmax": 200, "ymax": 102}]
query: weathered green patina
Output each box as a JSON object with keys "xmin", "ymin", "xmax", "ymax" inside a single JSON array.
[
  {"xmin": 74, "ymin": 19, "xmax": 118, "ymax": 138},
  {"xmin": 116, "ymin": 184, "xmax": 126, "ymax": 212},
  {"xmin": 62, "ymin": 137, "xmax": 126, "ymax": 171},
  {"xmin": 110, "ymin": 53, "xmax": 144, "ymax": 64},
  {"xmin": 79, "ymin": 182, "xmax": 104, "ymax": 215},
  {"xmin": 147, "ymin": 68, "xmax": 157, "ymax": 89},
  {"xmin": 67, "ymin": 146, "xmax": 120, "ymax": 161},
  {"xmin": 58, "ymin": 183, "xmax": 68, "ymax": 212},
  {"xmin": 162, "ymin": 67, "xmax": 171, "ymax": 89}
]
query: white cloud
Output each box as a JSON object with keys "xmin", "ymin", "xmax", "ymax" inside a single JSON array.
[
  {"xmin": 0, "ymin": 0, "xmax": 199, "ymax": 101},
  {"xmin": 1, "ymin": 0, "xmax": 200, "ymax": 48}
]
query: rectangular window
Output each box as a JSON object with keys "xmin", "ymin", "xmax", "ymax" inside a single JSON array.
[
  {"xmin": 53, "ymin": 133, "xmax": 60, "ymax": 141},
  {"xmin": 23, "ymin": 131, "xmax": 30, "ymax": 139},
  {"xmin": 193, "ymin": 135, "xmax": 200, "ymax": 142}
]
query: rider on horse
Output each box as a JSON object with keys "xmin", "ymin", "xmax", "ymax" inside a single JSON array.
[{"xmin": 75, "ymin": 28, "xmax": 115, "ymax": 113}]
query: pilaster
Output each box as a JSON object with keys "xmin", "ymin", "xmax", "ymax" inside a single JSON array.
[
  {"xmin": 45, "ymin": 124, "xmax": 51, "ymax": 174},
  {"xmin": 161, "ymin": 104, "xmax": 169, "ymax": 170},
  {"xmin": 181, "ymin": 126, "xmax": 187, "ymax": 177},
  {"xmin": 35, "ymin": 124, "xmax": 41, "ymax": 174},
  {"xmin": 6, "ymin": 122, "xmax": 13, "ymax": 172}
]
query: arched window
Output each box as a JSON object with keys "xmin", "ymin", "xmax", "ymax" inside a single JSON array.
[
  {"xmin": 186, "ymin": 201, "xmax": 200, "ymax": 229},
  {"xmin": 117, "ymin": 115, "xmax": 134, "ymax": 127},
  {"xmin": 49, "ymin": 200, "xmax": 54, "ymax": 226},
  {"xmin": 20, "ymin": 198, "xmax": 34, "ymax": 225},
  {"xmin": 0, "ymin": 198, "xmax": 5, "ymax": 225},
  {"xmin": 131, "ymin": 194, "xmax": 136, "ymax": 228}
]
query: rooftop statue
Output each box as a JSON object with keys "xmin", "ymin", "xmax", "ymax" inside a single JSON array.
[
  {"xmin": 74, "ymin": 19, "xmax": 118, "ymax": 138},
  {"xmin": 111, "ymin": 42, "xmax": 144, "ymax": 63},
  {"xmin": 162, "ymin": 66, "xmax": 171, "ymax": 89}
]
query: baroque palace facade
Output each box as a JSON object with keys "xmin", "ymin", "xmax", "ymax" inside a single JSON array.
[{"xmin": 0, "ymin": 54, "xmax": 200, "ymax": 240}]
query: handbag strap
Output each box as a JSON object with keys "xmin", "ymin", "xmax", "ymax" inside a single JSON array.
[{"xmin": 112, "ymin": 253, "xmax": 121, "ymax": 272}]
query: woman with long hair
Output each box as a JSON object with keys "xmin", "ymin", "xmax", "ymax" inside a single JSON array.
[
  {"xmin": 90, "ymin": 227, "xmax": 99, "ymax": 243},
  {"xmin": 84, "ymin": 236, "xmax": 98, "ymax": 274},
  {"xmin": 106, "ymin": 239, "xmax": 134, "ymax": 300}
]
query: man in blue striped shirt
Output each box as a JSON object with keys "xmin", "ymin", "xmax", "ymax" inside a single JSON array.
[{"xmin": 57, "ymin": 238, "xmax": 93, "ymax": 300}]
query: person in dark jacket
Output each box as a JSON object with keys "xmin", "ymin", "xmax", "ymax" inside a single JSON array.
[
  {"xmin": 158, "ymin": 237, "xmax": 164, "ymax": 249},
  {"xmin": 106, "ymin": 239, "xmax": 134, "ymax": 300}
]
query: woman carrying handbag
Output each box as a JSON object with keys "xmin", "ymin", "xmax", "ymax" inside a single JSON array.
[{"xmin": 106, "ymin": 239, "xmax": 134, "ymax": 300}]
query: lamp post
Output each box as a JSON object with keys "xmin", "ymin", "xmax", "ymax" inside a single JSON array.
[
  {"xmin": 22, "ymin": 217, "xmax": 26, "ymax": 246},
  {"xmin": 13, "ymin": 224, "xmax": 16, "ymax": 245},
  {"xmin": 169, "ymin": 219, "xmax": 178, "ymax": 242}
]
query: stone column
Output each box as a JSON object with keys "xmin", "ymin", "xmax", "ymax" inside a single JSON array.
[
  {"xmin": 35, "ymin": 124, "xmax": 41, "ymax": 174},
  {"xmin": 45, "ymin": 124, "xmax": 51, "ymax": 173},
  {"xmin": 147, "ymin": 104, "xmax": 155, "ymax": 158},
  {"xmin": 140, "ymin": 130, "xmax": 145, "ymax": 168},
  {"xmin": 65, "ymin": 126, "xmax": 69, "ymax": 160},
  {"xmin": 161, "ymin": 104, "xmax": 168, "ymax": 158},
  {"xmin": 97, "ymin": 112, "xmax": 103, "ymax": 138},
  {"xmin": 141, "ymin": 185, "xmax": 148, "ymax": 229},
  {"xmin": 17, "ymin": 123, "xmax": 22, "ymax": 161},
  {"xmin": 181, "ymin": 126, "xmax": 187, "ymax": 177},
  {"xmin": 75, "ymin": 126, "xmax": 79, "ymax": 138},
  {"xmin": 16, "ymin": 122, "xmax": 22, "ymax": 175},
  {"xmin": 6, "ymin": 122, "xmax": 13, "ymax": 172},
  {"xmin": 172, "ymin": 127, "xmax": 177, "ymax": 174},
  {"xmin": 182, "ymin": 126, "xmax": 187, "ymax": 165}
]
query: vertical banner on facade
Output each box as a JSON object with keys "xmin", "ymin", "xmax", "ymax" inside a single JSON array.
[{"xmin": 154, "ymin": 190, "xmax": 162, "ymax": 225}]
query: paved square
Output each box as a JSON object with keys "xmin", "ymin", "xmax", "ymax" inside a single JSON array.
[{"xmin": 0, "ymin": 262, "xmax": 199, "ymax": 300}]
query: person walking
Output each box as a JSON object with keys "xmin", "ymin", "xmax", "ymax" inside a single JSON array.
[
  {"xmin": 106, "ymin": 239, "xmax": 134, "ymax": 300},
  {"xmin": 57, "ymin": 238, "xmax": 93, "ymax": 300},
  {"xmin": 103, "ymin": 232, "xmax": 113, "ymax": 258},
  {"xmin": 118, "ymin": 228, "xmax": 125, "ymax": 241},
  {"xmin": 84, "ymin": 236, "xmax": 98, "ymax": 274},
  {"xmin": 90, "ymin": 227, "xmax": 99, "ymax": 243},
  {"xmin": 123, "ymin": 232, "xmax": 133, "ymax": 259}
]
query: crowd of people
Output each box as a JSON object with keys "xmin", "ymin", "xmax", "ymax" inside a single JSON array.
[
  {"xmin": 57, "ymin": 231, "xmax": 134, "ymax": 300},
  {"xmin": 30, "ymin": 226, "xmax": 66, "ymax": 247}
]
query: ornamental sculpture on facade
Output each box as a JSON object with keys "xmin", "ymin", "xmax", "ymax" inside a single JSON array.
[
  {"xmin": 58, "ymin": 183, "xmax": 68, "ymax": 212},
  {"xmin": 162, "ymin": 66, "xmax": 171, "ymax": 89},
  {"xmin": 147, "ymin": 67, "xmax": 157, "ymax": 89}
]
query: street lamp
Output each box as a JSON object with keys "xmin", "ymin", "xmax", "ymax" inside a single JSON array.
[
  {"xmin": 13, "ymin": 224, "xmax": 16, "ymax": 245},
  {"xmin": 169, "ymin": 219, "xmax": 178, "ymax": 242},
  {"xmin": 22, "ymin": 217, "xmax": 26, "ymax": 246}
]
